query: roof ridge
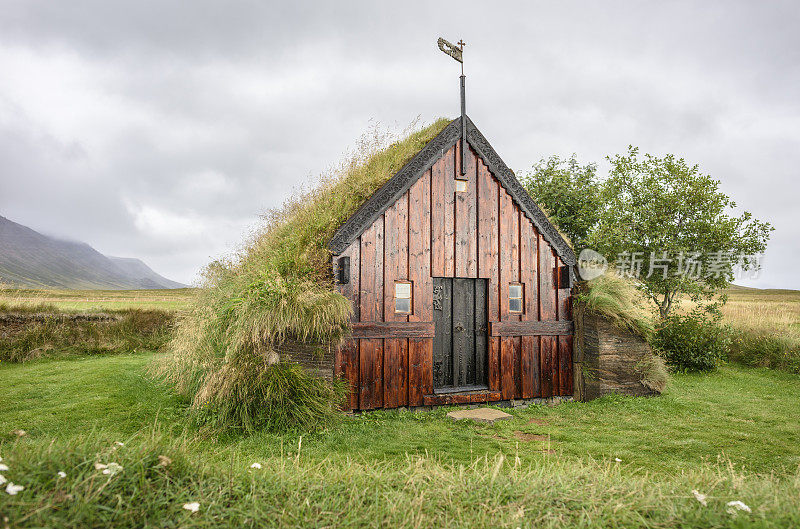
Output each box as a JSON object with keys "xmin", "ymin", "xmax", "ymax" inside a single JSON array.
[{"xmin": 328, "ymin": 116, "xmax": 575, "ymax": 266}]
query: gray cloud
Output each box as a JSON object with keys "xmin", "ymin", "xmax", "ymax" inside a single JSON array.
[{"xmin": 1, "ymin": 0, "xmax": 798, "ymax": 287}]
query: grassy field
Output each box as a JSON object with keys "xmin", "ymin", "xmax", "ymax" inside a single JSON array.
[
  {"xmin": 0, "ymin": 288, "xmax": 196, "ymax": 312},
  {"xmin": 1, "ymin": 351, "xmax": 799, "ymax": 527},
  {"xmin": 720, "ymin": 287, "xmax": 800, "ymax": 373},
  {"xmin": 1, "ymin": 287, "xmax": 800, "ymax": 527},
  {"xmin": 723, "ymin": 287, "xmax": 800, "ymax": 333}
]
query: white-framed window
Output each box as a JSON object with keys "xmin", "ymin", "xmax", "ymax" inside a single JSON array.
[
  {"xmin": 509, "ymin": 283, "xmax": 524, "ymax": 314},
  {"xmin": 394, "ymin": 281, "xmax": 412, "ymax": 314},
  {"xmin": 455, "ymin": 179, "xmax": 467, "ymax": 192}
]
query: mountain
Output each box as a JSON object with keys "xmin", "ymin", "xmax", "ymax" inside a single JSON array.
[
  {"xmin": 107, "ymin": 256, "xmax": 186, "ymax": 289},
  {"xmin": 0, "ymin": 215, "xmax": 187, "ymax": 290}
]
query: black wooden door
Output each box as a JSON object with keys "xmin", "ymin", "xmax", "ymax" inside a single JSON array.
[{"xmin": 433, "ymin": 278, "xmax": 488, "ymax": 391}]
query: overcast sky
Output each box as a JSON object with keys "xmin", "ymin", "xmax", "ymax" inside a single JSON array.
[{"xmin": 1, "ymin": 1, "xmax": 798, "ymax": 288}]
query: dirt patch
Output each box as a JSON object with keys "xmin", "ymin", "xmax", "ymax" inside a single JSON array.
[{"xmin": 513, "ymin": 431, "xmax": 548, "ymax": 442}]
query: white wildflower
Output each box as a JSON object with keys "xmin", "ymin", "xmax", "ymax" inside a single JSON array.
[
  {"xmin": 102, "ymin": 463, "xmax": 123, "ymax": 476},
  {"xmin": 726, "ymin": 500, "xmax": 751, "ymax": 515},
  {"xmin": 0, "ymin": 464, "xmax": 8, "ymax": 472},
  {"xmin": 94, "ymin": 463, "xmax": 108, "ymax": 470},
  {"xmin": 5, "ymin": 483, "xmax": 24, "ymax": 495},
  {"xmin": 692, "ymin": 490, "xmax": 707, "ymax": 506},
  {"xmin": 114, "ymin": 442, "xmax": 125, "ymax": 447},
  {"xmin": 57, "ymin": 471, "xmax": 67, "ymax": 479},
  {"xmin": 614, "ymin": 458, "xmax": 622, "ymax": 462},
  {"xmin": 250, "ymin": 462, "xmax": 262, "ymax": 469},
  {"xmin": 0, "ymin": 475, "xmax": 6, "ymax": 485},
  {"xmin": 183, "ymin": 502, "xmax": 200, "ymax": 513}
]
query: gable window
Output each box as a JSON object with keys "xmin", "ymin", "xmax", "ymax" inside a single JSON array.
[
  {"xmin": 509, "ymin": 283, "xmax": 523, "ymax": 314},
  {"xmin": 394, "ymin": 281, "xmax": 412, "ymax": 314},
  {"xmin": 455, "ymin": 179, "xmax": 467, "ymax": 192}
]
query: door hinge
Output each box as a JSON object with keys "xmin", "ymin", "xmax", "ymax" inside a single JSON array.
[{"xmin": 433, "ymin": 285, "xmax": 443, "ymax": 310}]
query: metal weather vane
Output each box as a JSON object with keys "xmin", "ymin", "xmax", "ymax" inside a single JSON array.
[
  {"xmin": 437, "ymin": 37, "xmax": 464, "ymax": 69},
  {"xmin": 437, "ymin": 37, "xmax": 468, "ymax": 176}
]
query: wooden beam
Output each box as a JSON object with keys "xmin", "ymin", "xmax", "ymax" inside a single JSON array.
[
  {"xmin": 351, "ymin": 321, "xmax": 435, "ymax": 339},
  {"xmin": 490, "ymin": 320, "xmax": 574, "ymax": 337},
  {"xmin": 423, "ymin": 391, "xmax": 502, "ymax": 406}
]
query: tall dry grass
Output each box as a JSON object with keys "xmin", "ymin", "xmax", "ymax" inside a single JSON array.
[
  {"xmin": 154, "ymin": 119, "xmax": 450, "ymax": 431},
  {"xmin": 0, "ymin": 309, "xmax": 173, "ymax": 362},
  {"xmin": 720, "ymin": 289, "xmax": 800, "ymax": 373},
  {"xmin": 576, "ymin": 273, "xmax": 656, "ymax": 338}
]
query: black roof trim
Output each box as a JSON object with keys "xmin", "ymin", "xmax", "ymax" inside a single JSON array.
[
  {"xmin": 327, "ymin": 118, "xmax": 461, "ymax": 254},
  {"xmin": 328, "ymin": 116, "xmax": 575, "ymax": 266},
  {"xmin": 464, "ymin": 116, "xmax": 575, "ymax": 266}
]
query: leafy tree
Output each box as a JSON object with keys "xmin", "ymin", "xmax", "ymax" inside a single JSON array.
[
  {"xmin": 589, "ymin": 147, "xmax": 772, "ymax": 318},
  {"xmin": 521, "ymin": 155, "xmax": 600, "ymax": 250}
]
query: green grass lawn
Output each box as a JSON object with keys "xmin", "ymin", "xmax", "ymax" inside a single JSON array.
[{"xmin": 2, "ymin": 351, "xmax": 800, "ymax": 527}]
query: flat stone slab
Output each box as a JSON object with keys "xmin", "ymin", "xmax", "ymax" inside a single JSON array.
[{"xmin": 447, "ymin": 407, "xmax": 512, "ymax": 424}]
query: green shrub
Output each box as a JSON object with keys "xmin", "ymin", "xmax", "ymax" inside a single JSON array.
[
  {"xmin": 652, "ymin": 312, "xmax": 730, "ymax": 372},
  {"xmin": 193, "ymin": 361, "xmax": 348, "ymax": 432},
  {"xmin": 0, "ymin": 309, "xmax": 173, "ymax": 362},
  {"xmin": 727, "ymin": 328, "xmax": 800, "ymax": 374}
]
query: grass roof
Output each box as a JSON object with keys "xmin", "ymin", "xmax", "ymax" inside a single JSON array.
[
  {"xmin": 155, "ymin": 118, "xmax": 451, "ymax": 430},
  {"xmin": 576, "ymin": 273, "xmax": 656, "ymax": 339}
]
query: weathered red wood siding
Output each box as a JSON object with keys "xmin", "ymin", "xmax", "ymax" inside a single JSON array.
[
  {"xmin": 408, "ymin": 170, "xmax": 434, "ymax": 405},
  {"xmin": 335, "ymin": 143, "xmax": 571, "ymax": 409}
]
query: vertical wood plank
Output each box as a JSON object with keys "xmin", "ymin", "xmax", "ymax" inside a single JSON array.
[
  {"xmin": 409, "ymin": 170, "xmax": 433, "ymax": 405},
  {"xmin": 474, "ymin": 279, "xmax": 488, "ymax": 386},
  {"xmin": 432, "ymin": 278, "xmax": 453, "ymax": 387},
  {"xmin": 519, "ymin": 219, "xmax": 539, "ymax": 399},
  {"xmin": 384, "ymin": 195, "xmax": 409, "ymax": 323},
  {"xmin": 557, "ymin": 258, "xmax": 574, "ymax": 396},
  {"xmin": 455, "ymin": 145, "xmax": 477, "ymax": 278},
  {"xmin": 409, "ymin": 339, "xmax": 432, "ymax": 405},
  {"xmin": 539, "ymin": 241, "xmax": 557, "ymax": 398},
  {"xmin": 532, "ymin": 229, "xmax": 542, "ymax": 397},
  {"xmin": 540, "ymin": 335, "xmax": 556, "ymax": 399},
  {"xmin": 512, "ymin": 207, "xmax": 522, "ymax": 398},
  {"xmin": 489, "ymin": 337, "xmax": 501, "ymax": 393},
  {"xmin": 478, "ymin": 162, "xmax": 501, "ymax": 391},
  {"xmin": 410, "ymin": 171, "xmax": 432, "ymax": 324},
  {"xmin": 431, "ymin": 146, "xmax": 455, "ymax": 278},
  {"xmin": 499, "ymin": 189, "xmax": 516, "ymax": 399},
  {"xmin": 383, "ymin": 196, "xmax": 409, "ymax": 408},
  {"xmin": 445, "ymin": 144, "xmax": 456, "ymax": 277},
  {"xmin": 359, "ymin": 220, "xmax": 384, "ymax": 409},
  {"xmin": 334, "ymin": 241, "xmax": 360, "ymax": 410}
]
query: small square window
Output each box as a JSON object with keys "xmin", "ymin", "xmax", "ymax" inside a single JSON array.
[
  {"xmin": 455, "ymin": 179, "xmax": 467, "ymax": 192},
  {"xmin": 395, "ymin": 281, "xmax": 412, "ymax": 314},
  {"xmin": 509, "ymin": 283, "xmax": 523, "ymax": 313}
]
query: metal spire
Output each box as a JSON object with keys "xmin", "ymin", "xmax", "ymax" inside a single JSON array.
[{"xmin": 437, "ymin": 37, "xmax": 467, "ymax": 176}]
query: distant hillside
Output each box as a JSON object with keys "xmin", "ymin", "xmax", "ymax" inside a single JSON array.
[
  {"xmin": 107, "ymin": 256, "xmax": 186, "ymax": 289},
  {"xmin": 0, "ymin": 215, "xmax": 186, "ymax": 290}
]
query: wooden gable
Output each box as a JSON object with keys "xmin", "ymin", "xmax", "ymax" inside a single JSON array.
[{"xmin": 332, "ymin": 117, "xmax": 575, "ymax": 410}]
